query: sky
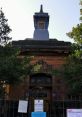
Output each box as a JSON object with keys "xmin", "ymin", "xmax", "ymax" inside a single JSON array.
[{"xmin": 0, "ymin": 0, "xmax": 80, "ymax": 42}]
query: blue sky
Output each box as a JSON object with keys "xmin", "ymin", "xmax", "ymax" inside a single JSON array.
[{"xmin": 0, "ymin": 0, "xmax": 80, "ymax": 42}]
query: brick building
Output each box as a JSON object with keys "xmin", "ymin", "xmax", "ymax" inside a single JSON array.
[{"xmin": 10, "ymin": 5, "xmax": 71, "ymax": 115}]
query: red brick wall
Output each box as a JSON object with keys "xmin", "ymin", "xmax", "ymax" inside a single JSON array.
[
  {"xmin": 9, "ymin": 55, "xmax": 67, "ymax": 100},
  {"xmin": 31, "ymin": 55, "xmax": 66, "ymax": 68}
]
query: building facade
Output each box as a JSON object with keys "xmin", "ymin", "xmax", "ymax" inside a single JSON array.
[{"xmin": 10, "ymin": 5, "xmax": 71, "ymax": 115}]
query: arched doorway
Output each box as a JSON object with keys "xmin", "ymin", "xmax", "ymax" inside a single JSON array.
[{"xmin": 28, "ymin": 73, "xmax": 52, "ymax": 116}]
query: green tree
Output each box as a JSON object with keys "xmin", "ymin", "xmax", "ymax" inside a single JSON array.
[
  {"xmin": 0, "ymin": 46, "xmax": 31, "ymax": 98},
  {"xmin": 67, "ymin": 23, "xmax": 82, "ymax": 58},
  {"xmin": 67, "ymin": 24, "xmax": 82, "ymax": 44},
  {"xmin": 0, "ymin": 8, "xmax": 12, "ymax": 45},
  {"xmin": 53, "ymin": 23, "xmax": 82, "ymax": 95},
  {"xmin": 56, "ymin": 56, "xmax": 82, "ymax": 95},
  {"xmin": 58, "ymin": 23, "xmax": 82, "ymax": 95}
]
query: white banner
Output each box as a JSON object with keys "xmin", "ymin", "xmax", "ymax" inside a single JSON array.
[
  {"xmin": 34, "ymin": 100, "xmax": 43, "ymax": 112},
  {"xmin": 67, "ymin": 109, "xmax": 82, "ymax": 117},
  {"xmin": 18, "ymin": 100, "xmax": 28, "ymax": 113}
]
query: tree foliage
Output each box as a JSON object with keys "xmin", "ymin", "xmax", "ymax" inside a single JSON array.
[
  {"xmin": 0, "ymin": 8, "xmax": 12, "ymax": 45},
  {"xmin": 54, "ymin": 23, "xmax": 82, "ymax": 95},
  {"xmin": 0, "ymin": 46, "xmax": 31, "ymax": 98},
  {"xmin": 67, "ymin": 23, "xmax": 82, "ymax": 44},
  {"xmin": 56, "ymin": 56, "xmax": 82, "ymax": 95}
]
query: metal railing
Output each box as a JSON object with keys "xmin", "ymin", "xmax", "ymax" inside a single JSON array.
[
  {"xmin": 0, "ymin": 99, "xmax": 82, "ymax": 117},
  {"xmin": 51, "ymin": 100, "xmax": 82, "ymax": 117}
]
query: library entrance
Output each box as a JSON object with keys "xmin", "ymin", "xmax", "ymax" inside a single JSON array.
[{"xmin": 28, "ymin": 73, "xmax": 52, "ymax": 116}]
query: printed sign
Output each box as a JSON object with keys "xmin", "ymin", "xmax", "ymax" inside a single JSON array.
[
  {"xmin": 18, "ymin": 100, "xmax": 28, "ymax": 113},
  {"xmin": 67, "ymin": 109, "xmax": 82, "ymax": 117},
  {"xmin": 34, "ymin": 100, "xmax": 43, "ymax": 112}
]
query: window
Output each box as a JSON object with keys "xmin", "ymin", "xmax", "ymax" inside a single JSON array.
[{"xmin": 38, "ymin": 21, "xmax": 45, "ymax": 29}]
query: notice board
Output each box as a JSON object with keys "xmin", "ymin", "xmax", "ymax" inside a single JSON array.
[
  {"xmin": 18, "ymin": 100, "xmax": 28, "ymax": 113},
  {"xmin": 67, "ymin": 109, "xmax": 82, "ymax": 117},
  {"xmin": 34, "ymin": 100, "xmax": 43, "ymax": 112}
]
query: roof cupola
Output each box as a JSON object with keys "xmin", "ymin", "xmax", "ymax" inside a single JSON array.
[{"xmin": 33, "ymin": 5, "xmax": 49, "ymax": 40}]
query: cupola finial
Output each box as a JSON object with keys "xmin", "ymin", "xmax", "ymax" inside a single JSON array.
[{"xmin": 40, "ymin": 4, "xmax": 43, "ymax": 13}]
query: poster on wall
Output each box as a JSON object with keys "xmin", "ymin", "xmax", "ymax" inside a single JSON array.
[
  {"xmin": 18, "ymin": 100, "xmax": 28, "ymax": 113},
  {"xmin": 34, "ymin": 100, "xmax": 43, "ymax": 112},
  {"xmin": 67, "ymin": 109, "xmax": 82, "ymax": 117}
]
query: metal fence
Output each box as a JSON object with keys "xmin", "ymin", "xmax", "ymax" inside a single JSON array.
[
  {"xmin": 51, "ymin": 100, "xmax": 82, "ymax": 117},
  {"xmin": 0, "ymin": 99, "xmax": 82, "ymax": 117},
  {"xmin": 0, "ymin": 100, "xmax": 28, "ymax": 117}
]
